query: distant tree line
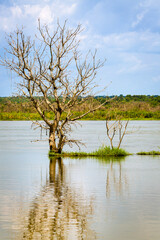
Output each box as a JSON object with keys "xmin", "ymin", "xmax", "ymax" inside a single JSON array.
[
  {"xmin": 0, "ymin": 95, "xmax": 160, "ymax": 105},
  {"xmin": 95, "ymin": 95, "xmax": 160, "ymax": 106}
]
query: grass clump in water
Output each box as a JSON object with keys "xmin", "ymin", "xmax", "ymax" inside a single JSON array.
[
  {"xmin": 91, "ymin": 146, "xmax": 129, "ymax": 157},
  {"xmin": 137, "ymin": 151, "xmax": 160, "ymax": 155},
  {"xmin": 49, "ymin": 145, "xmax": 129, "ymax": 157}
]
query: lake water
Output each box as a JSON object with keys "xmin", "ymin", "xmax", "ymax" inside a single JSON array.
[{"xmin": 0, "ymin": 121, "xmax": 160, "ymax": 240}]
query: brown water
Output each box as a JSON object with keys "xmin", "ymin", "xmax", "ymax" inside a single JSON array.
[{"xmin": 0, "ymin": 121, "xmax": 160, "ymax": 240}]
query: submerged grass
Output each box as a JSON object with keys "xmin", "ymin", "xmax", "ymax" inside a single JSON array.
[
  {"xmin": 137, "ymin": 151, "xmax": 160, "ymax": 155},
  {"xmin": 49, "ymin": 145, "xmax": 129, "ymax": 158}
]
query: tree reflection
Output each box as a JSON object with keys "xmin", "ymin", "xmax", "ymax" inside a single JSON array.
[
  {"xmin": 21, "ymin": 157, "xmax": 96, "ymax": 240},
  {"xmin": 105, "ymin": 158, "xmax": 129, "ymax": 198}
]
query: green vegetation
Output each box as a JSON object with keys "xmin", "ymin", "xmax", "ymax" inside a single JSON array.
[
  {"xmin": 0, "ymin": 112, "xmax": 42, "ymax": 120},
  {"xmin": 49, "ymin": 145, "xmax": 129, "ymax": 157},
  {"xmin": 137, "ymin": 151, "xmax": 160, "ymax": 155},
  {"xmin": 49, "ymin": 146, "xmax": 160, "ymax": 157},
  {"xmin": 0, "ymin": 95, "xmax": 160, "ymax": 120},
  {"xmin": 91, "ymin": 145, "xmax": 129, "ymax": 156}
]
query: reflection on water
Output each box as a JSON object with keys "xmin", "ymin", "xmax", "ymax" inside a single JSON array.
[
  {"xmin": 0, "ymin": 121, "xmax": 160, "ymax": 240},
  {"xmin": 106, "ymin": 160, "xmax": 129, "ymax": 198},
  {"xmin": 20, "ymin": 158, "xmax": 96, "ymax": 240}
]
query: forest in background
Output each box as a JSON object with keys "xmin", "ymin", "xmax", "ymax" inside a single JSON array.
[{"xmin": 0, "ymin": 95, "xmax": 160, "ymax": 120}]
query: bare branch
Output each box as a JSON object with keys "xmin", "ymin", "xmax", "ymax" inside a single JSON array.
[{"xmin": 106, "ymin": 119, "xmax": 129, "ymax": 149}]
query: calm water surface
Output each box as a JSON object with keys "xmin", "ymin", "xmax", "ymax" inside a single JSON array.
[{"xmin": 0, "ymin": 121, "xmax": 160, "ymax": 240}]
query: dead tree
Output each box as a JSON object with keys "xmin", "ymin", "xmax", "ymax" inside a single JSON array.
[
  {"xmin": 1, "ymin": 20, "xmax": 108, "ymax": 153},
  {"xmin": 106, "ymin": 119, "xmax": 129, "ymax": 149}
]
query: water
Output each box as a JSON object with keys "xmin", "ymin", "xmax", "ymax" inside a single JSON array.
[{"xmin": 0, "ymin": 121, "xmax": 160, "ymax": 240}]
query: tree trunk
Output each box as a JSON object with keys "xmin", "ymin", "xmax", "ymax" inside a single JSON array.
[
  {"xmin": 49, "ymin": 125, "xmax": 62, "ymax": 153},
  {"xmin": 49, "ymin": 125, "xmax": 58, "ymax": 153}
]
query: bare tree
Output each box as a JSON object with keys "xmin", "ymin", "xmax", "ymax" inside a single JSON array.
[
  {"xmin": 106, "ymin": 119, "xmax": 129, "ymax": 149},
  {"xmin": 1, "ymin": 20, "xmax": 108, "ymax": 153}
]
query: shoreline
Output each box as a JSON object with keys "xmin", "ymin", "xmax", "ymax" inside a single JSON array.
[{"xmin": 0, "ymin": 118, "xmax": 160, "ymax": 121}]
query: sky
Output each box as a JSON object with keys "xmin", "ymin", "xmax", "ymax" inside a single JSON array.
[{"xmin": 0, "ymin": 0, "xmax": 160, "ymax": 96}]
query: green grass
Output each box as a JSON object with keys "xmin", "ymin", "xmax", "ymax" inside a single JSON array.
[
  {"xmin": 137, "ymin": 151, "xmax": 160, "ymax": 155},
  {"xmin": 0, "ymin": 112, "xmax": 41, "ymax": 120},
  {"xmin": 0, "ymin": 109, "xmax": 160, "ymax": 120},
  {"xmin": 49, "ymin": 151, "xmax": 90, "ymax": 157},
  {"xmin": 92, "ymin": 146, "xmax": 129, "ymax": 156},
  {"xmin": 49, "ymin": 145, "xmax": 129, "ymax": 158}
]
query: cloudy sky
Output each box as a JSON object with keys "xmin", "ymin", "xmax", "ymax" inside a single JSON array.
[{"xmin": 0, "ymin": 0, "xmax": 160, "ymax": 96}]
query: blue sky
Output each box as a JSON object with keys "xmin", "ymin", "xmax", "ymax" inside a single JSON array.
[{"xmin": 0, "ymin": 0, "xmax": 160, "ymax": 96}]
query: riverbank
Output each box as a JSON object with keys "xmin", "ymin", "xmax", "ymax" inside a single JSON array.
[
  {"xmin": 0, "ymin": 111, "xmax": 160, "ymax": 121},
  {"xmin": 0, "ymin": 95, "xmax": 160, "ymax": 120}
]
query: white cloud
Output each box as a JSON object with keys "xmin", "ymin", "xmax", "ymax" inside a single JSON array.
[
  {"xmin": 75, "ymin": 29, "xmax": 160, "ymax": 77},
  {"xmin": 23, "ymin": 5, "xmax": 41, "ymax": 16},
  {"xmin": 132, "ymin": 9, "xmax": 148, "ymax": 28},
  {"xmin": 59, "ymin": 3, "xmax": 77, "ymax": 15},
  {"xmin": 118, "ymin": 55, "xmax": 146, "ymax": 74},
  {"xmin": 38, "ymin": 5, "xmax": 53, "ymax": 24},
  {"xmin": 102, "ymin": 32, "xmax": 136, "ymax": 50},
  {"xmin": 10, "ymin": 5, "xmax": 22, "ymax": 17},
  {"xmin": 139, "ymin": 0, "xmax": 160, "ymax": 9},
  {"xmin": 87, "ymin": 31, "xmax": 160, "ymax": 54},
  {"xmin": 0, "ymin": 0, "xmax": 78, "ymax": 32},
  {"xmin": 152, "ymin": 75, "xmax": 160, "ymax": 82}
]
